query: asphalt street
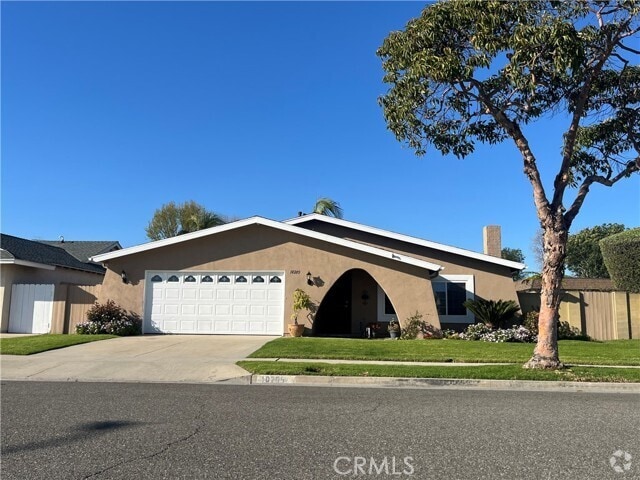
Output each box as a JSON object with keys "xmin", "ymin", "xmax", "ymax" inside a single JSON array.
[{"xmin": 1, "ymin": 381, "xmax": 638, "ymax": 480}]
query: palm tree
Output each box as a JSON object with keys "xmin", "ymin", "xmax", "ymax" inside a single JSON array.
[{"xmin": 312, "ymin": 197, "xmax": 343, "ymax": 219}]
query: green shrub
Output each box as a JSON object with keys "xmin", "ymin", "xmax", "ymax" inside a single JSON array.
[
  {"xmin": 523, "ymin": 310, "xmax": 539, "ymax": 336},
  {"xmin": 522, "ymin": 310, "xmax": 589, "ymax": 341},
  {"xmin": 600, "ymin": 228, "xmax": 640, "ymax": 293},
  {"xmin": 462, "ymin": 298, "xmax": 520, "ymax": 329},
  {"xmin": 76, "ymin": 300, "xmax": 141, "ymax": 336}
]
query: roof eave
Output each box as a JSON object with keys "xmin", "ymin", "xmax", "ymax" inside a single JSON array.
[
  {"xmin": 285, "ymin": 214, "xmax": 526, "ymax": 271},
  {"xmin": 91, "ymin": 216, "xmax": 442, "ymax": 274}
]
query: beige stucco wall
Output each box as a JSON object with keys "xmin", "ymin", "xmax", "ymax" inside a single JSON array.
[
  {"xmin": 296, "ymin": 221, "xmax": 521, "ymax": 308},
  {"xmin": 97, "ymin": 224, "xmax": 440, "ymax": 334},
  {"xmin": 0, "ymin": 264, "xmax": 103, "ymax": 332}
]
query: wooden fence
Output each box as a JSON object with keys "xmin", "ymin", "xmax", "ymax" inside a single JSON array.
[
  {"xmin": 51, "ymin": 284, "xmax": 101, "ymax": 334},
  {"xmin": 517, "ymin": 280, "xmax": 639, "ymax": 341}
]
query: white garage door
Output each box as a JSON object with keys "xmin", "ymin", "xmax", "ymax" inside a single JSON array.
[
  {"xmin": 8, "ymin": 284, "xmax": 54, "ymax": 334},
  {"xmin": 144, "ymin": 272, "xmax": 285, "ymax": 335}
]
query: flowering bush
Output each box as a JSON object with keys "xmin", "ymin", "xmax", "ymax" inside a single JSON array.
[
  {"xmin": 459, "ymin": 323, "xmax": 536, "ymax": 343},
  {"xmin": 76, "ymin": 300, "xmax": 141, "ymax": 336},
  {"xmin": 400, "ymin": 312, "xmax": 443, "ymax": 339}
]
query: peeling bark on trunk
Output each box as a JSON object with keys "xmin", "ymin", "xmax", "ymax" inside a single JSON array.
[{"xmin": 524, "ymin": 223, "xmax": 567, "ymax": 369}]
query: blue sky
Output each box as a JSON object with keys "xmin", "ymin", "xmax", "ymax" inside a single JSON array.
[{"xmin": 2, "ymin": 1, "xmax": 638, "ymax": 270}]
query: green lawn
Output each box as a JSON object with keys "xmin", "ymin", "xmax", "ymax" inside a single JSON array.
[
  {"xmin": 238, "ymin": 361, "xmax": 640, "ymax": 383},
  {"xmin": 248, "ymin": 338, "xmax": 640, "ymax": 366},
  {"xmin": 0, "ymin": 334, "xmax": 117, "ymax": 355}
]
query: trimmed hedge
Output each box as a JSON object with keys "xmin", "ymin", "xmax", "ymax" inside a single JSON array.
[{"xmin": 600, "ymin": 228, "xmax": 640, "ymax": 293}]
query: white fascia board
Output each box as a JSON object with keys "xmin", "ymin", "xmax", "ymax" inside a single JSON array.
[
  {"xmin": 0, "ymin": 259, "xmax": 56, "ymax": 270},
  {"xmin": 90, "ymin": 216, "xmax": 442, "ymax": 273},
  {"xmin": 285, "ymin": 214, "xmax": 527, "ymax": 271}
]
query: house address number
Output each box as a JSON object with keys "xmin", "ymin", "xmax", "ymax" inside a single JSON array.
[{"xmin": 290, "ymin": 270, "xmax": 301, "ymax": 274}]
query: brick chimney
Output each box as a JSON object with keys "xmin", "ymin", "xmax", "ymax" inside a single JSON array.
[{"xmin": 483, "ymin": 225, "xmax": 502, "ymax": 257}]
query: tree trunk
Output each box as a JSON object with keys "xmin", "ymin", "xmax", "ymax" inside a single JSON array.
[{"xmin": 524, "ymin": 222, "xmax": 567, "ymax": 369}]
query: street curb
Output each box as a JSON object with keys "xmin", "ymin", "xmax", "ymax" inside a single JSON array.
[{"xmin": 249, "ymin": 374, "xmax": 640, "ymax": 393}]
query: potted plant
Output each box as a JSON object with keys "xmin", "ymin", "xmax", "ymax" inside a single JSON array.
[
  {"xmin": 387, "ymin": 319, "xmax": 400, "ymax": 339},
  {"xmin": 289, "ymin": 288, "xmax": 313, "ymax": 337}
]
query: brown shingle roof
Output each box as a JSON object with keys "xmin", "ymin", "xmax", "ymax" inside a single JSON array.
[{"xmin": 515, "ymin": 278, "xmax": 617, "ymax": 292}]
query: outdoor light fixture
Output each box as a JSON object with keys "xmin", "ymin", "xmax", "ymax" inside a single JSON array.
[
  {"xmin": 121, "ymin": 270, "xmax": 128, "ymax": 284},
  {"xmin": 361, "ymin": 291, "xmax": 370, "ymax": 305},
  {"xmin": 306, "ymin": 271, "xmax": 314, "ymax": 286}
]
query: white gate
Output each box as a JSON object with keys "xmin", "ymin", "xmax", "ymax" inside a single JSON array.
[{"xmin": 8, "ymin": 284, "xmax": 54, "ymax": 334}]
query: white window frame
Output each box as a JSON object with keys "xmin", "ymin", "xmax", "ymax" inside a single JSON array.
[
  {"xmin": 376, "ymin": 285, "xmax": 398, "ymax": 323},
  {"xmin": 432, "ymin": 274, "xmax": 475, "ymax": 323}
]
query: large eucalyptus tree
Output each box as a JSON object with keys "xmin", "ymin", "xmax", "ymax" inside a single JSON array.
[{"xmin": 378, "ymin": 1, "xmax": 639, "ymax": 368}]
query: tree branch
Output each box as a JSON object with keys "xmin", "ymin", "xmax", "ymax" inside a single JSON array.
[{"xmin": 564, "ymin": 158, "xmax": 640, "ymax": 227}]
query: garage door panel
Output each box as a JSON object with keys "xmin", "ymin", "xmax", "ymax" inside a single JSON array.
[
  {"xmin": 166, "ymin": 289, "xmax": 180, "ymax": 299},
  {"xmin": 267, "ymin": 290, "xmax": 282, "ymax": 301},
  {"xmin": 251, "ymin": 290, "xmax": 267, "ymax": 301},
  {"xmin": 216, "ymin": 290, "xmax": 231, "ymax": 300},
  {"xmin": 232, "ymin": 305, "xmax": 248, "ymax": 315},
  {"xmin": 164, "ymin": 304, "xmax": 179, "ymax": 315},
  {"xmin": 199, "ymin": 290, "xmax": 214, "ymax": 300},
  {"xmin": 145, "ymin": 271, "xmax": 283, "ymax": 335},
  {"xmin": 182, "ymin": 289, "xmax": 197, "ymax": 300},
  {"xmin": 233, "ymin": 290, "xmax": 249, "ymax": 300}
]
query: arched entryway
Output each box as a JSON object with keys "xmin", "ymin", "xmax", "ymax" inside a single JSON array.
[{"xmin": 313, "ymin": 269, "xmax": 397, "ymax": 337}]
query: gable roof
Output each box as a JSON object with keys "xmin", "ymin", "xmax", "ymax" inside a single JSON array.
[
  {"xmin": 285, "ymin": 214, "xmax": 526, "ymax": 271},
  {"xmin": 91, "ymin": 216, "xmax": 443, "ymax": 274},
  {"xmin": 38, "ymin": 240, "xmax": 121, "ymax": 263},
  {"xmin": 0, "ymin": 234, "xmax": 107, "ymax": 274}
]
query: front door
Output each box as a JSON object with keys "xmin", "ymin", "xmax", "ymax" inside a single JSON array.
[{"xmin": 314, "ymin": 273, "xmax": 352, "ymax": 336}]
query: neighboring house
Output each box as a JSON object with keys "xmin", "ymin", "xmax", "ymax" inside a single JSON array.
[
  {"xmin": 0, "ymin": 235, "xmax": 121, "ymax": 333},
  {"xmin": 92, "ymin": 215, "xmax": 524, "ymax": 336},
  {"xmin": 516, "ymin": 278, "xmax": 640, "ymax": 340}
]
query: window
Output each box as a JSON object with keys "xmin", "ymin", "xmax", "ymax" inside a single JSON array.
[
  {"xmin": 167, "ymin": 275, "xmax": 179, "ymax": 282},
  {"xmin": 270, "ymin": 276, "xmax": 282, "ymax": 283},
  {"xmin": 235, "ymin": 275, "xmax": 248, "ymax": 283},
  {"xmin": 384, "ymin": 294, "xmax": 396, "ymax": 315},
  {"xmin": 202, "ymin": 275, "xmax": 213, "ymax": 283},
  {"xmin": 184, "ymin": 275, "xmax": 196, "ymax": 283},
  {"xmin": 431, "ymin": 275, "xmax": 474, "ymax": 323},
  {"xmin": 151, "ymin": 275, "xmax": 163, "ymax": 282},
  {"xmin": 219, "ymin": 275, "xmax": 230, "ymax": 283},
  {"xmin": 253, "ymin": 276, "xmax": 265, "ymax": 283}
]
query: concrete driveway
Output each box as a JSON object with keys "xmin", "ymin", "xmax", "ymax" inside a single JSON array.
[{"xmin": 0, "ymin": 335, "xmax": 276, "ymax": 384}]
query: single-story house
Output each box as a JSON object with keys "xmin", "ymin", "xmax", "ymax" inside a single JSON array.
[
  {"xmin": 0, "ymin": 235, "xmax": 121, "ymax": 333},
  {"xmin": 91, "ymin": 215, "xmax": 524, "ymax": 336}
]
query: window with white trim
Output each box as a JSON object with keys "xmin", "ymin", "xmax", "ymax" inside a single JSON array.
[{"xmin": 431, "ymin": 275, "xmax": 474, "ymax": 323}]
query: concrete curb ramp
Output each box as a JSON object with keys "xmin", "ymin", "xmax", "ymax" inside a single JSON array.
[{"xmin": 247, "ymin": 374, "xmax": 640, "ymax": 393}]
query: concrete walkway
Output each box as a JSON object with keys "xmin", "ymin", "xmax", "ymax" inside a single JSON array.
[{"xmin": 0, "ymin": 335, "xmax": 276, "ymax": 383}]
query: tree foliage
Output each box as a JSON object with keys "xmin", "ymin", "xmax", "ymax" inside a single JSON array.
[
  {"xmin": 566, "ymin": 223, "xmax": 626, "ymax": 277},
  {"xmin": 501, "ymin": 247, "xmax": 526, "ymax": 280},
  {"xmin": 377, "ymin": 0, "xmax": 639, "ymax": 369},
  {"xmin": 312, "ymin": 197, "xmax": 344, "ymax": 218},
  {"xmin": 145, "ymin": 201, "xmax": 226, "ymax": 241},
  {"xmin": 600, "ymin": 227, "xmax": 640, "ymax": 292}
]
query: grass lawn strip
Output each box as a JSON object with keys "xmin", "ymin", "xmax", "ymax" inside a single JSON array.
[
  {"xmin": 248, "ymin": 338, "xmax": 640, "ymax": 366},
  {"xmin": 238, "ymin": 361, "xmax": 640, "ymax": 383},
  {"xmin": 0, "ymin": 334, "xmax": 117, "ymax": 355}
]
